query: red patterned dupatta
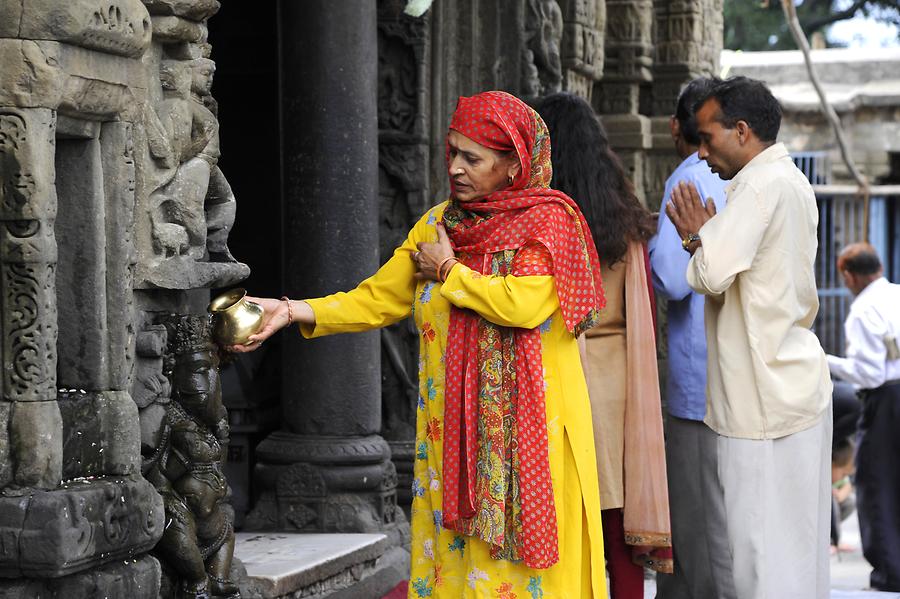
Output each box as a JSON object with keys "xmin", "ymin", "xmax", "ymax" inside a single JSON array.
[{"xmin": 440, "ymin": 91, "xmax": 605, "ymax": 569}]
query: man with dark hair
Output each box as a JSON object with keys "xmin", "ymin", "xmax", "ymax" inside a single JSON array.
[
  {"xmin": 827, "ymin": 242, "xmax": 900, "ymax": 591},
  {"xmin": 693, "ymin": 75, "xmax": 783, "ymax": 143},
  {"xmin": 650, "ymin": 78, "xmax": 734, "ymax": 599},
  {"xmin": 666, "ymin": 76, "xmax": 832, "ymax": 598}
]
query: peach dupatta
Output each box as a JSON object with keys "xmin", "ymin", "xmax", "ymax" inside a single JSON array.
[{"xmin": 622, "ymin": 241, "xmax": 673, "ymax": 572}]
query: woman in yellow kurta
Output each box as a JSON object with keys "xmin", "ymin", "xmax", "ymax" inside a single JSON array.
[{"xmin": 233, "ymin": 91, "xmax": 608, "ymax": 598}]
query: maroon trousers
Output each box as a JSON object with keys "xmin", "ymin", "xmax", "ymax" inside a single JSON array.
[{"xmin": 602, "ymin": 508, "xmax": 644, "ymax": 598}]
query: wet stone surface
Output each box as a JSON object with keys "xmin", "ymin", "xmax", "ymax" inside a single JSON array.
[{"xmin": 0, "ymin": 476, "xmax": 164, "ymax": 578}]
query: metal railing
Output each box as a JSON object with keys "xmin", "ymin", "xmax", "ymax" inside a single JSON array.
[
  {"xmin": 793, "ymin": 151, "xmax": 830, "ymax": 186},
  {"xmin": 791, "ymin": 151, "xmax": 900, "ymax": 355},
  {"xmin": 810, "ymin": 185, "xmax": 900, "ymax": 355}
]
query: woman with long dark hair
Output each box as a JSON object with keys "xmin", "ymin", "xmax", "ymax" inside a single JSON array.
[{"xmin": 533, "ymin": 92, "xmax": 672, "ymax": 598}]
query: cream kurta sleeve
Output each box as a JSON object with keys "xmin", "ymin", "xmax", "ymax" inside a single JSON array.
[
  {"xmin": 687, "ymin": 179, "xmax": 768, "ymax": 296},
  {"xmin": 439, "ymin": 264, "xmax": 558, "ymax": 329}
]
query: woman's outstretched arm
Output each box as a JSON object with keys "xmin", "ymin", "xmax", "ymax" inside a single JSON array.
[{"xmin": 228, "ymin": 205, "xmax": 447, "ymax": 352}]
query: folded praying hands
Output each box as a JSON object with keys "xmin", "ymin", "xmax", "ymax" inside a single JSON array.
[{"xmin": 666, "ymin": 181, "xmax": 717, "ymax": 254}]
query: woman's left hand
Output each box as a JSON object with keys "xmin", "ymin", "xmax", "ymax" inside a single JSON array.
[
  {"xmin": 225, "ymin": 296, "xmax": 315, "ymax": 353},
  {"xmin": 414, "ymin": 222, "xmax": 456, "ymax": 281}
]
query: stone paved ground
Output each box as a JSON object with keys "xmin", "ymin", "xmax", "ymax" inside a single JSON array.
[
  {"xmin": 828, "ymin": 509, "xmax": 900, "ymax": 598},
  {"xmin": 641, "ymin": 510, "xmax": 900, "ymax": 599},
  {"xmin": 383, "ymin": 509, "xmax": 900, "ymax": 599}
]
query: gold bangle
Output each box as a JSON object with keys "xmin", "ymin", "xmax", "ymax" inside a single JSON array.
[
  {"xmin": 442, "ymin": 260, "xmax": 458, "ymax": 282},
  {"xmin": 280, "ymin": 296, "xmax": 294, "ymax": 323},
  {"xmin": 436, "ymin": 256, "xmax": 456, "ymax": 282}
]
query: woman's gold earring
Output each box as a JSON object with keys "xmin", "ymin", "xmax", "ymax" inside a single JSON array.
[{"xmin": 507, "ymin": 174, "xmax": 514, "ymax": 185}]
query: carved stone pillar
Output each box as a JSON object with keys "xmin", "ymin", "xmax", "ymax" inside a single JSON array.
[
  {"xmin": 596, "ymin": 0, "xmax": 654, "ymax": 204},
  {"xmin": 0, "ymin": 107, "xmax": 162, "ymax": 589},
  {"xmin": 250, "ymin": 0, "xmax": 400, "ymax": 536},
  {"xmin": 377, "ymin": 5, "xmax": 431, "ymax": 512},
  {"xmin": 0, "ymin": 108, "xmax": 61, "ymax": 491},
  {"xmin": 102, "ymin": 122, "xmax": 139, "ymax": 390},
  {"xmin": 653, "ymin": 0, "xmax": 701, "ymax": 117},
  {"xmin": 645, "ymin": 0, "xmax": 723, "ymax": 210},
  {"xmin": 559, "ymin": 0, "xmax": 606, "ymax": 101}
]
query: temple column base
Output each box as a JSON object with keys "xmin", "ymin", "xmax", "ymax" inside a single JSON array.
[{"xmin": 247, "ymin": 432, "xmax": 408, "ymax": 544}]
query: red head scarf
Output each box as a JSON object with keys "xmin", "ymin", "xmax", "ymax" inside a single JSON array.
[{"xmin": 440, "ymin": 91, "xmax": 605, "ymax": 569}]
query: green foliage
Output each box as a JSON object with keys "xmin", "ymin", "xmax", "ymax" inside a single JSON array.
[{"xmin": 724, "ymin": 0, "xmax": 900, "ymax": 51}]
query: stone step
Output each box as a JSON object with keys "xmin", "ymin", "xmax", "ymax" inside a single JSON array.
[{"xmin": 234, "ymin": 532, "xmax": 408, "ymax": 599}]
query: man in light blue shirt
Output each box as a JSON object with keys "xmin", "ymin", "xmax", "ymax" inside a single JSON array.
[{"xmin": 650, "ymin": 78, "xmax": 734, "ymax": 599}]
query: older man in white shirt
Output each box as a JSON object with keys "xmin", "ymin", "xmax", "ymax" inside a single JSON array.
[
  {"xmin": 667, "ymin": 76, "xmax": 832, "ymax": 599},
  {"xmin": 827, "ymin": 243, "xmax": 900, "ymax": 591}
]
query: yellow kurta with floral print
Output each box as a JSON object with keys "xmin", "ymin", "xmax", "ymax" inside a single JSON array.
[{"xmin": 301, "ymin": 202, "xmax": 607, "ymax": 599}]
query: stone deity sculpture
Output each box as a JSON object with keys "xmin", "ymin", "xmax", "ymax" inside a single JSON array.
[{"xmin": 143, "ymin": 315, "xmax": 240, "ymax": 599}]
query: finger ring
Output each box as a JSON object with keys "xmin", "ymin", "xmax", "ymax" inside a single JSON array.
[{"xmin": 413, "ymin": 251, "xmax": 420, "ymax": 260}]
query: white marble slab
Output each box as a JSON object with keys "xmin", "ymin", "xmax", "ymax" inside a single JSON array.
[{"xmin": 235, "ymin": 532, "xmax": 388, "ymax": 597}]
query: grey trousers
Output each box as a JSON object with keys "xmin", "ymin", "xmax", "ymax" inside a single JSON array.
[
  {"xmin": 656, "ymin": 415, "xmax": 736, "ymax": 599},
  {"xmin": 716, "ymin": 409, "xmax": 832, "ymax": 599}
]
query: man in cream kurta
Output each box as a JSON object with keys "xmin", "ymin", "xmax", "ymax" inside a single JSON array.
[{"xmin": 667, "ymin": 76, "xmax": 832, "ymax": 599}]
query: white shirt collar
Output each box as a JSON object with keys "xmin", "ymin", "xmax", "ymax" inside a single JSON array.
[
  {"xmin": 726, "ymin": 142, "xmax": 789, "ymax": 194},
  {"xmin": 854, "ymin": 276, "xmax": 889, "ymax": 306}
]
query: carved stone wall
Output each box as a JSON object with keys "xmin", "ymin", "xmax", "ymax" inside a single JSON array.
[
  {"xmin": 645, "ymin": 0, "xmax": 723, "ymax": 210},
  {"xmin": 559, "ymin": 0, "xmax": 606, "ymax": 100},
  {"xmin": 0, "ymin": 0, "xmax": 245, "ymax": 596},
  {"xmin": 595, "ymin": 0, "xmax": 655, "ymax": 203},
  {"xmin": 377, "ymin": 3, "xmax": 431, "ymax": 511}
]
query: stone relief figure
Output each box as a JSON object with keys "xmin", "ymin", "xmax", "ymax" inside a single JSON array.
[
  {"xmin": 0, "ymin": 113, "xmax": 36, "ymax": 214},
  {"xmin": 143, "ymin": 53, "xmax": 241, "ymax": 282},
  {"xmin": 149, "ymin": 58, "xmax": 217, "ymax": 260},
  {"xmin": 523, "ymin": 0, "xmax": 563, "ymax": 96},
  {"xmin": 133, "ymin": 321, "xmax": 171, "ymax": 411},
  {"xmin": 143, "ymin": 315, "xmax": 240, "ymax": 599},
  {"xmin": 191, "ymin": 58, "xmax": 238, "ymax": 263}
]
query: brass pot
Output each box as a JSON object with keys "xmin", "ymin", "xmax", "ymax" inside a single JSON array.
[{"xmin": 208, "ymin": 288, "xmax": 265, "ymax": 346}]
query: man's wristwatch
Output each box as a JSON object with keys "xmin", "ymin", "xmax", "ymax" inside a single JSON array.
[{"xmin": 681, "ymin": 233, "xmax": 701, "ymax": 252}]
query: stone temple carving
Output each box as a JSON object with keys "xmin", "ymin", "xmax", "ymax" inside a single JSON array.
[
  {"xmin": 523, "ymin": 0, "xmax": 564, "ymax": 97},
  {"xmin": 140, "ymin": 46, "xmax": 246, "ymax": 289},
  {"xmin": 0, "ymin": 0, "xmax": 250, "ymax": 595}
]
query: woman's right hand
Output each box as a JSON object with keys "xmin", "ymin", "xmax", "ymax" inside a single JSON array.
[{"xmin": 227, "ymin": 296, "xmax": 312, "ymax": 353}]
